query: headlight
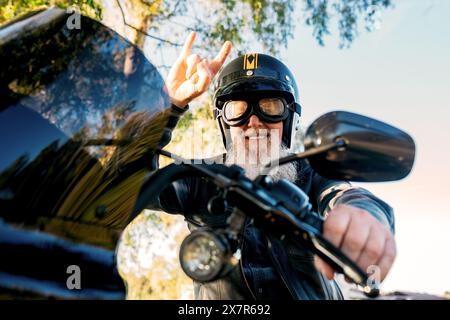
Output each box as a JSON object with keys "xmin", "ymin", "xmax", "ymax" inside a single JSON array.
[{"xmin": 179, "ymin": 230, "xmax": 236, "ymax": 282}]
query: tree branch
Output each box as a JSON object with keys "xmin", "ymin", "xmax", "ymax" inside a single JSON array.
[{"xmin": 115, "ymin": 0, "xmax": 183, "ymax": 47}]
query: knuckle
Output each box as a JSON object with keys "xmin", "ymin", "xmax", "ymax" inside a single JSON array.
[
  {"xmin": 354, "ymin": 207, "xmax": 371, "ymax": 219},
  {"xmin": 365, "ymin": 243, "xmax": 382, "ymax": 261},
  {"xmin": 382, "ymin": 247, "xmax": 397, "ymax": 267},
  {"xmin": 345, "ymin": 235, "xmax": 362, "ymax": 252},
  {"xmin": 324, "ymin": 217, "xmax": 347, "ymax": 239},
  {"xmin": 386, "ymin": 244, "xmax": 397, "ymax": 262},
  {"xmin": 332, "ymin": 204, "xmax": 349, "ymax": 213},
  {"xmin": 383, "ymin": 253, "xmax": 396, "ymax": 269},
  {"xmin": 384, "ymin": 226, "xmax": 394, "ymax": 238}
]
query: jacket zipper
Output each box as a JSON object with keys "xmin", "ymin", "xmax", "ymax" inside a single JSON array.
[
  {"xmin": 239, "ymin": 218, "xmax": 257, "ymax": 300},
  {"xmin": 266, "ymin": 235, "xmax": 301, "ymax": 299}
]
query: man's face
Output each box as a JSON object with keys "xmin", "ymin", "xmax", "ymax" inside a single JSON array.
[
  {"xmin": 229, "ymin": 114, "xmax": 283, "ymax": 164},
  {"xmin": 225, "ymin": 101, "xmax": 298, "ymax": 180}
]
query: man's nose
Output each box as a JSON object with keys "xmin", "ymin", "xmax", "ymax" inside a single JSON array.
[{"xmin": 247, "ymin": 114, "xmax": 264, "ymax": 128}]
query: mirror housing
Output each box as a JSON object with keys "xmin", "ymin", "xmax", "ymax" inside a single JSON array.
[{"xmin": 304, "ymin": 111, "xmax": 416, "ymax": 182}]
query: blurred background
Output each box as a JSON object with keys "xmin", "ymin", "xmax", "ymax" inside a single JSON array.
[{"xmin": 2, "ymin": 0, "xmax": 449, "ymax": 298}]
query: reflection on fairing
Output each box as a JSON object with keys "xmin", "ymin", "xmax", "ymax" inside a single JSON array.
[{"xmin": 0, "ymin": 8, "xmax": 172, "ymax": 298}]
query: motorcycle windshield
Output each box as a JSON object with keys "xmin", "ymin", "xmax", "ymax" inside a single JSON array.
[{"xmin": 0, "ymin": 9, "xmax": 171, "ymax": 248}]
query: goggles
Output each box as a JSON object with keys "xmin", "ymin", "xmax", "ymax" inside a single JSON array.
[{"xmin": 220, "ymin": 97, "xmax": 290, "ymax": 127}]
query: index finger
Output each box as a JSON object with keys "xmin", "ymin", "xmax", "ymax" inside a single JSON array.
[{"xmin": 180, "ymin": 31, "xmax": 196, "ymax": 59}]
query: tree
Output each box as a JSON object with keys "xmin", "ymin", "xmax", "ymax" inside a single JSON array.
[
  {"xmin": 1, "ymin": 0, "xmax": 393, "ymax": 56},
  {"xmin": 304, "ymin": 0, "xmax": 393, "ymax": 48}
]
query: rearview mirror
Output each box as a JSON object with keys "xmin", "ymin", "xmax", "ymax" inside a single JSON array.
[{"xmin": 304, "ymin": 111, "xmax": 416, "ymax": 182}]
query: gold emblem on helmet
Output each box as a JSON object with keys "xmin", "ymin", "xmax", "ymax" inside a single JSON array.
[{"xmin": 243, "ymin": 53, "xmax": 258, "ymax": 70}]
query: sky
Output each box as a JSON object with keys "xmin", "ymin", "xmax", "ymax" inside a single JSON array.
[{"xmin": 281, "ymin": 0, "xmax": 450, "ymax": 294}]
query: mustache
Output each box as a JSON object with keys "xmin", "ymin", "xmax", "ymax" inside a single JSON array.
[{"xmin": 244, "ymin": 128, "xmax": 270, "ymax": 138}]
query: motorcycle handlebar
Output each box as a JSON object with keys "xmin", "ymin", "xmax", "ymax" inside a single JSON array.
[
  {"xmin": 129, "ymin": 162, "xmax": 236, "ymax": 222},
  {"xmin": 130, "ymin": 161, "xmax": 379, "ymax": 298}
]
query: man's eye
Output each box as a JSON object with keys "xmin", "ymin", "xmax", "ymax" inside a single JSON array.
[
  {"xmin": 225, "ymin": 101, "xmax": 248, "ymax": 118},
  {"xmin": 259, "ymin": 98, "xmax": 284, "ymax": 115}
]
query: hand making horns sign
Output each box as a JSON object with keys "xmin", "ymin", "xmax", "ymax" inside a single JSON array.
[{"xmin": 166, "ymin": 31, "xmax": 233, "ymax": 108}]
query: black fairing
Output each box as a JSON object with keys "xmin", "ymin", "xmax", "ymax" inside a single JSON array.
[{"xmin": 0, "ymin": 8, "xmax": 171, "ymax": 298}]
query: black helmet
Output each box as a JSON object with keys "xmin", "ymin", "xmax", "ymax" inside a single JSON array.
[{"xmin": 213, "ymin": 53, "xmax": 302, "ymax": 150}]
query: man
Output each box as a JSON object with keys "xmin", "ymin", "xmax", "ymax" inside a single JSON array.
[{"xmin": 151, "ymin": 32, "xmax": 396, "ymax": 299}]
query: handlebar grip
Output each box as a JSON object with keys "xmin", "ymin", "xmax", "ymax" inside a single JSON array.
[{"xmin": 302, "ymin": 211, "xmax": 325, "ymax": 233}]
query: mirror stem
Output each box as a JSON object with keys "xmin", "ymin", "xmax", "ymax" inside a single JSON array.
[{"xmin": 263, "ymin": 138, "xmax": 346, "ymax": 173}]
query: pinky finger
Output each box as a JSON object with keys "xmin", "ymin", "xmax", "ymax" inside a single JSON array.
[{"xmin": 376, "ymin": 235, "xmax": 397, "ymax": 281}]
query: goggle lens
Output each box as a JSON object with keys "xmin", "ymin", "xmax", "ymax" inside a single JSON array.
[
  {"xmin": 259, "ymin": 98, "xmax": 285, "ymax": 116},
  {"xmin": 223, "ymin": 98, "xmax": 286, "ymax": 122}
]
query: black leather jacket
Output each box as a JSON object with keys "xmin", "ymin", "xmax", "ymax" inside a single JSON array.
[{"xmin": 147, "ymin": 105, "xmax": 395, "ymax": 300}]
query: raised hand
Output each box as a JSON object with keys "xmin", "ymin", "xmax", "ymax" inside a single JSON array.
[{"xmin": 166, "ymin": 31, "xmax": 232, "ymax": 108}]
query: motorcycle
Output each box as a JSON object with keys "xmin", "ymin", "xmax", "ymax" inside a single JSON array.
[{"xmin": 130, "ymin": 110, "xmax": 415, "ymax": 299}]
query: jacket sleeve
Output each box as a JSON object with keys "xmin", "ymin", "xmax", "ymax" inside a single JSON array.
[
  {"xmin": 311, "ymin": 172, "xmax": 395, "ymax": 234},
  {"xmin": 144, "ymin": 103, "xmax": 192, "ymax": 215}
]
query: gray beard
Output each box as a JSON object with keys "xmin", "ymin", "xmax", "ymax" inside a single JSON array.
[{"xmin": 225, "ymin": 142, "xmax": 299, "ymax": 182}]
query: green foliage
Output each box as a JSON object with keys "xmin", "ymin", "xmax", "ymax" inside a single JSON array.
[
  {"xmin": 205, "ymin": 0, "xmax": 296, "ymax": 55},
  {"xmin": 0, "ymin": 0, "xmax": 102, "ymax": 25},
  {"xmin": 144, "ymin": 0, "xmax": 392, "ymax": 55},
  {"xmin": 304, "ymin": 0, "xmax": 393, "ymax": 48},
  {"xmin": 1, "ymin": 0, "xmax": 393, "ymax": 53}
]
